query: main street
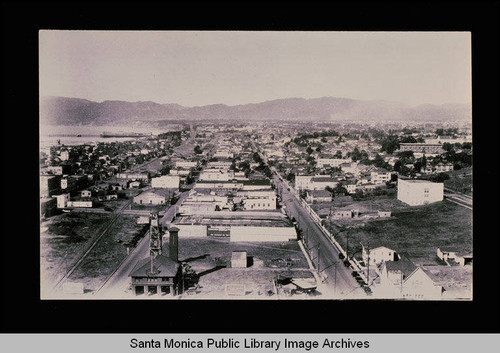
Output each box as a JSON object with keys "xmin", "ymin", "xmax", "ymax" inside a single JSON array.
[
  {"xmin": 253, "ymin": 141, "xmax": 363, "ymax": 298},
  {"xmin": 272, "ymin": 173, "xmax": 364, "ymax": 298}
]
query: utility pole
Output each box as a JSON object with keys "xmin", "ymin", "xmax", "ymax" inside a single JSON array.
[
  {"xmin": 334, "ymin": 262, "xmax": 338, "ymax": 297},
  {"xmin": 317, "ymin": 245, "xmax": 321, "ymax": 273},
  {"xmin": 329, "ymin": 206, "xmax": 332, "ymax": 233},
  {"xmin": 346, "ymin": 233, "xmax": 349, "ymax": 260},
  {"xmin": 366, "ymin": 246, "xmax": 370, "ymax": 286}
]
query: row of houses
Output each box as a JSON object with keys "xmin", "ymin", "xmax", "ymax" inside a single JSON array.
[{"xmin": 295, "ymin": 167, "xmax": 391, "ymax": 192}]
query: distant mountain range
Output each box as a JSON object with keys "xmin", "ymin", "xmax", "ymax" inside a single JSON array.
[{"xmin": 40, "ymin": 96, "xmax": 472, "ymax": 126}]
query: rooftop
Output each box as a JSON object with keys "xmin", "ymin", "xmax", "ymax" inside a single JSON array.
[
  {"xmin": 174, "ymin": 210, "xmax": 292, "ymax": 227},
  {"xmin": 129, "ymin": 255, "xmax": 179, "ymax": 278},
  {"xmin": 311, "ymin": 176, "xmax": 337, "ymax": 182},
  {"xmin": 384, "ymin": 258, "xmax": 417, "ymax": 278},
  {"xmin": 399, "ymin": 179, "xmax": 436, "ymax": 184},
  {"xmin": 308, "ymin": 189, "xmax": 331, "ymax": 197}
]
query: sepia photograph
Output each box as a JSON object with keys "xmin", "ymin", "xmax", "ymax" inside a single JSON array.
[{"xmin": 39, "ymin": 30, "xmax": 472, "ymax": 301}]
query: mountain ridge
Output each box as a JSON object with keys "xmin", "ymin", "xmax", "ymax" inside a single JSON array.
[{"xmin": 40, "ymin": 96, "xmax": 472, "ymax": 125}]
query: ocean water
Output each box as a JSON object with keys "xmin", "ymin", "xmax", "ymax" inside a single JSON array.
[{"xmin": 39, "ymin": 125, "xmax": 172, "ymax": 152}]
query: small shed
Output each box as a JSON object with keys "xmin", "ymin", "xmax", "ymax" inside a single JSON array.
[
  {"xmin": 378, "ymin": 211, "xmax": 392, "ymax": 218},
  {"xmin": 231, "ymin": 251, "xmax": 247, "ymax": 268}
]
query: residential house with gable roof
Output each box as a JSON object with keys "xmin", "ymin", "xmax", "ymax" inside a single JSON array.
[{"xmin": 378, "ymin": 254, "xmax": 443, "ymax": 299}]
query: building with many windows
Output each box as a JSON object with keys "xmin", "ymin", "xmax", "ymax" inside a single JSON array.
[
  {"xmin": 370, "ymin": 168, "xmax": 391, "ymax": 185},
  {"xmin": 398, "ymin": 143, "xmax": 445, "ymax": 155}
]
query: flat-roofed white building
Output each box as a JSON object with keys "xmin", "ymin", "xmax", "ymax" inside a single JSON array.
[
  {"xmin": 242, "ymin": 197, "xmax": 276, "ymax": 210},
  {"xmin": 194, "ymin": 180, "xmax": 243, "ymax": 191},
  {"xmin": 199, "ymin": 169, "xmax": 234, "ymax": 181},
  {"xmin": 169, "ymin": 169, "xmax": 190, "ymax": 176},
  {"xmin": 435, "ymin": 162, "xmax": 454, "ymax": 173},
  {"xmin": 116, "ymin": 172, "xmax": 149, "ymax": 181},
  {"xmin": 54, "ymin": 193, "xmax": 70, "ymax": 208},
  {"xmin": 310, "ymin": 176, "xmax": 338, "ymax": 191},
  {"xmin": 295, "ymin": 175, "xmax": 311, "ymax": 190},
  {"xmin": 362, "ymin": 246, "xmax": 399, "ymax": 267},
  {"xmin": 345, "ymin": 182, "xmax": 357, "ymax": 194},
  {"xmin": 60, "ymin": 150, "xmax": 70, "ymax": 161},
  {"xmin": 295, "ymin": 175, "xmax": 338, "ymax": 191},
  {"xmin": 214, "ymin": 150, "xmax": 233, "ymax": 159},
  {"xmin": 370, "ymin": 168, "xmax": 391, "ymax": 185},
  {"xmin": 178, "ymin": 202, "xmax": 216, "ymax": 214},
  {"xmin": 67, "ymin": 200, "xmax": 93, "ymax": 208},
  {"xmin": 230, "ymin": 226, "xmax": 296, "ymax": 242},
  {"xmin": 207, "ymin": 160, "xmax": 233, "ymax": 169},
  {"xmin": 398, "ymin": 143, "xmax": 445, "ymax": 155},
  {"xmin": 397, "ymin": 179, "xmax": 443, "ymax": 206},
  {"xmin": 316, "ymin": 157, "xmax": 351, "ymax": 168},
  {"xmin": 175, "ymin": 160, "xmax": 197, "ymax": 169},
  {"xmin": 151, "ymin": 175, "xmax": 180, "ymax": 189},
  {"xmin": 133, "ymin": 190, "xmax": 169, "ymax": 205}
]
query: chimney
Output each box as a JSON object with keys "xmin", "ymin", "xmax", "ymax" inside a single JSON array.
[{"xmin": 168, "ymin": 226, "xmax": 179, "ymax": 262}]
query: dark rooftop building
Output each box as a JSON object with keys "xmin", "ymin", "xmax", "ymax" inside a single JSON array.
[{"xmin": 129, "ymin": 255, "xmax": 180, "ymax": 296}]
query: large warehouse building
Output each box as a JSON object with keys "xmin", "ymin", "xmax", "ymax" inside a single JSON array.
[
  {"xmin": 397, "ymin": 179, "xmax": 444, "ymax": 206},
  {"xmin": 168, "ymin": 210, "xmax": 297, "ymax": 242}
]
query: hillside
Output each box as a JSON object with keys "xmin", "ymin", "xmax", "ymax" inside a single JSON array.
[{"xmin": 40, "ymin": 96, "xmax": 472, "ymax": 126}]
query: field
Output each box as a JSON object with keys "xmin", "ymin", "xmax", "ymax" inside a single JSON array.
[
  {"xmin": 312, "ymin": 191, "xmax": 406, "ymax": 217},
  {"xmin": 40, "ymin": 212, "xmax": 148, "ymax": 294},
  {"xmin": 330, "ymin": 199, "xmax": 472, "ymax": 265},
  {"xmin": 131, "ymin": 157, "xmax": 164, "ymax": 173}
]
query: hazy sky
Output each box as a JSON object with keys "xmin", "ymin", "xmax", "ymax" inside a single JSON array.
[{"xmin": 39, "ymin": 31, "xmax": 471, "ymax": 107}]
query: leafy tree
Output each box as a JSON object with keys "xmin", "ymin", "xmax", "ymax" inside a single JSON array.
[
  {"xmin": 160, "ymin": 166, "xmax": 171, "ymax": 175},
  {"xmin": 393, "ymin": 160, "xmax": 402, "ymax": 173},
  {"xmin": 461, "ymin": 142, "xmax": 472, "ymax": 150},
  {"xmin": 352, "ymin": 189, "xmax": 365, "ymax": 201},
  {"xmin": 399, "ymin": 164, "xmax": 412, "ymax": 177},
  {"xmin": 252, "ymin": 152, "xmax": 262, "ymax": 163},
  {"xmin": 430, "ymin": 172, "xmax": 450, "ymax": 183},
  {"xmin": 333, "ymin": 182, "xmax": 348, "ymax": 196},
  {"xmin": 373, "ymin": 154, "xmax": 390, "ymax": 169},
  {"xmin": 306, "ymin": 155, "xmax": 316, "ymax": 164},
  {"xmin": 399, "ymin": 136, "xmax": 418, "ymax": 144},
  {"xmin": 380, "ymin": 135, "xmax": 400, "ymax": 154},
  {"xmin": 193, "ymin": 145, "xmax": 203, "ymax": 154},
  {"xmin": 413, "ymin": 160, "xmax": 423, "ymax": 173},
  {"xmin": 306, "ymin": 146, "xmax": 314, "ymax": 155},
  {"xmin": 397, "ymin": 150, "xmax": 414, "ymax": 160},
  {"xmin": 442, "ymin": 142, "xmax": 454, "ymax": 153},
  {"xmin": 421, "ymin": 154, "xmax": 427, "ymax": 168}
]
